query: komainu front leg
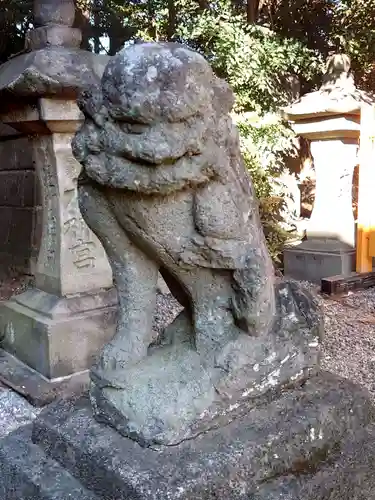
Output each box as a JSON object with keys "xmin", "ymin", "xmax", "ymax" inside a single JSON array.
[
  {"xmin": 78, "ymin": 180, "xmax": 158, "ymax": 385},
  {"xmin": 98, "ymin": 237, "xmax": 158, "ymax": 375}
]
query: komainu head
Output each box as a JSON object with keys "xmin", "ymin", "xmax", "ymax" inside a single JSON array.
[{"xmin": 73, "ymin": 42, "xmax": 239, "ymax": 194}]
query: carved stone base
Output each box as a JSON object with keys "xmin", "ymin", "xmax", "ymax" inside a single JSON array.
[
  {"xmin": 25, "ymin": 25, "xmax": 82, "ymax": 51},
  {"xmin": 0, "ymin": 288, "xmax": 117, "ymax": 380},
  {"xmin": 0, "ymin": 348, "xmax": 90, "ymax": 407},
  {"xmin": 284, "ymin": 239, "xmax": 355, "ymax": 282},
  {"xmin": 2, "ymin": 372, "xmax": 375, "ymax": 499},
  {"xmin": 90, "ymin": 281, "xmax": 322, "ymax": 446}
]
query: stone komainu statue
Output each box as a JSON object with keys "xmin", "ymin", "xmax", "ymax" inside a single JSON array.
[{"xmin": 72, "ymin": 42, "xmax": 321, "ymax": 446}]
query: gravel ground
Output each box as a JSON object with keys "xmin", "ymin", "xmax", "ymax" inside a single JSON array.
[
  {"xmin": 153, "ymin": 291, "xmax": 183, "ymax": 335},
  {"xmin": 154, "ymin": 282, "xmax": 375, "ymax": 402},
  {"xmin": 300, "ymin": 281, "xmax": 375, "ymax": 401},
  {"xmin": 0, "ymin": 274, "xmax": 33, "ymax": 301}
]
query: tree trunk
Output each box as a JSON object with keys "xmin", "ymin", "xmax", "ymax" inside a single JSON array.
[
  {"xmin": 167, "ymin": 0, "xmax": 177, "ymax": 40},
  {"xmin": 73, "ymin": 3, "xmax": 91, "ymax": 51},
  {"xmin": 108, "ymin": 15, "xmax": 125, "ymax": 55},
  {"xmin": 147, "ymin": 0, "xmax": 157, "ymax": 40},
  {"xmin": 195, "ymin": 0, "xmax": 209, "ymax": 10},
  {"xmin": 93, "ymin": 0, "xmax": 101, "ymax": 53},
  {"xmin": 247, "ymin": 0, "xmax": 260, "ymax": 23}
]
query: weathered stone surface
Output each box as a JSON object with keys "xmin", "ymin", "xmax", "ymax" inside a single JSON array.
[
  {"xmin": 0, "ymin": 48, "xmax": 109, "ymax": 99},
  {"xmin": 0, "ymin": 170, "xmax": 36, "ymax": 207},
  {"xmin": 0, "ymin": 348, "xmax": 90, "ymax": 407},
  {"xmin": 284, "ymin": 240, "xmax": 356, "ymax": 283},
  {"xmin": 0, "ymin": 99, "xmax": 117, "ymax": 383},
  {"xmin": 0, "ymin": 207, "xmax": 35, "ymax": 275},
  {"xmin": 0, "ymin": 426, "xmax": 99, "ymax": 500},
  {"xmin": 308, "ymin": 139, "xmax": 357, "ymax": 246},
  {"xmin": 0, "ymin": 287, "xmax": 117, "ymax": 379},
  {"xmin": 34, "ymin": 0, "xmax": 75, "ymax": 27},
  {"xmin": 0, "ymin": 136, "xmax": 33, "ymax": 171},
  {"xmin": 32, "ymin": 127, "xmax": 113, "ymax": 295},
  {"xmin": 0, "ymin": 390, "xmax": 40, "ymax": 438},
  {"xmin": 14, "ymin": 372, "xmax": 375, "ymax": 499},
  {"xmin": 27, "ymin": 0, "xmax": 80, "ymax": 50},
  {"xmin": 73, "ymin": 42, "xmax": 323, "ymax": 446},
  {"xmin": 0, "ymin": 98, "xmax": 113, "ymax": 294},
  {"xmin": 90, "ymin": 280, "xmax": 321, "ymax": 446},
  {"xmin": 25, "ymin": 25, "xmax": 82, "ymax": 51},
  {"xmin": 283, "ymin": 53, "xmax": 373, "ymax": 121},
  {"xmin": 0, "ymin": 136, "xmax": 40, "ymax": 276},
  {"xmin": 0, "ymin": 0, "xmax": 115, "ymax": 397}
]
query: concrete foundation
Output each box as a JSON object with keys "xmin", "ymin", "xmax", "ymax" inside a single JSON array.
[{"xmin": 284, "ymin": 239, "xmax": 355, "ymax": 282}]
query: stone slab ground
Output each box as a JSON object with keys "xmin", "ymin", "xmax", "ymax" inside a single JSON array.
[
  {"xmin": 0, "ymin": 426, "xmax": 99, "ymax": 500},
  {"xmin": 0, "ymin": 389, "xmax": 40, "ymax": 439},
  {"xmin": 2, "ymin": 372, "xmax": 375, "ymax": 499}
]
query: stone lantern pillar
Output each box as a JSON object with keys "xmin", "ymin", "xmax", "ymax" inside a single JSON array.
[
  {"xmin": 283, "ymin": 54, "xmax": 373, "ymax": 283},
  {"xmin": 0, "ymin": 0, "xmax": 117, "ymax": 402}
]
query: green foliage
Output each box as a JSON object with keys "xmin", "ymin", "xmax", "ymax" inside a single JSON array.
[
  {"xmin": 244, "ymin": 148, "xmax": 291, "ymax": 264},
  {"xmin": 236, "ymin": 113, "xmax": 297, "ymax": 262},
  {"xmin": 332, "ymin": 0, "xmax": 375, "ymax": 90},
  {"xmin": 0, "ymin": 0, "xmax": 33, "ymax": 63},
  {"xmin": 177, "ymin": 1, "xmax": 323, "ymax": 113},
  {"xmin": 3, "ymin": 0, "xmax": 375, "ymax": 94},
  {"xmin": 258, "ymin": 0, "xmax": 337, "ymax": 58},
  {"xmin": 130, "ymin": 0, "xmax": 198, "ymax": 42},
  {"xmin": 236, "ymin": 112, "xmax": 296, "ymax": 175}
]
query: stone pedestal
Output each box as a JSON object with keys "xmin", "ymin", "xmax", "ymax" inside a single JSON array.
[
  {"xmin": 284, "ymin": 138, "xmax": 358, "ymax": 282},
  {"xmin": 284, "ymin": 239, "xmax": 355, "ymax": 283},
  {"xmin": 2, "ymin": 372, "xmax": 375, "ymax": 499},
  {"xmin": 307, "ymin": 139, "xmax": 357, "ymax": 245},
  {"xmin": 0, "ymin": 98, "xmax": 116, "ymax": 400}
]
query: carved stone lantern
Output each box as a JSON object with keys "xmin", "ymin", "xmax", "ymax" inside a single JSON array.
[
  {"xmin": 0, "ymin": 0, "xmax": 116, "ymax": 401},
  {"xmin": 283, "ymin": 54, "xmax": 373, "ymax": 282}
]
